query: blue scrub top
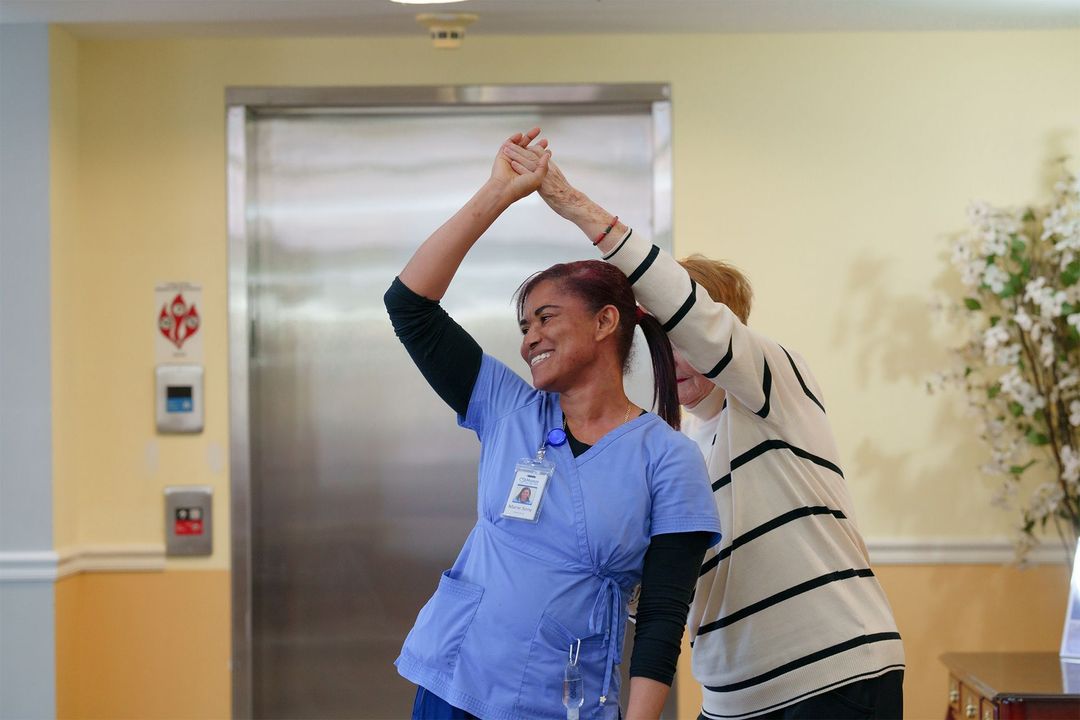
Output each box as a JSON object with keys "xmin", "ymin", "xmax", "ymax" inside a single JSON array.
[{"xmin": 396, "ymin": 355, "xmax": 721, "ymax": 720}]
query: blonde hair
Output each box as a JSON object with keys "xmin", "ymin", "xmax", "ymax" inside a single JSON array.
[{"xmin": 678, "ymin": 255, "xmax": 753, "ymax": 324}]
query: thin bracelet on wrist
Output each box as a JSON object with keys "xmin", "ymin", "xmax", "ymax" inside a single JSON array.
[{"xmin": 593, "ymin": 215, "xmax": 619, "ymax": 246}]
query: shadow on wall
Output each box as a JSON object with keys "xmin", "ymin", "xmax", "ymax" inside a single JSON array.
[
  {"xmin": 829, "ymin": 248, "xmax": 1017, "ymax": 538},
  {"xmin": 832, "ymin": 252, "xmax": 946, "ymax": 388}
]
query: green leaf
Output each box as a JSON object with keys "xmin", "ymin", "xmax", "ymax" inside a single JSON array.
[
  {"xmin": 1062, "ymin": 261, "xmax": 1080, "ymax": 287},
  {"xmin": 990, "ymin": 316, "xmax": 1001, "ymax": 326},
  {"xmin": 987, "ymin": 384, "xmax": 1001, "ymax": 399},
  {"xmin": 986, "ymin": 254, "xmax": 998, "ymax": 266},
  {"xmin": 1026, "ymin": 429, "xmax": 1050, "ymax": 445},
  {"xmin": 964, "ymin": 366, "xmax": 973, "ymax": 378},
  {"xmin": 998, "ymin": 274, "xmax": 1023, "ymax": 299},
  {"xmin": 1009, "ymin": 460, "xmax": 1036, "ymax": 475},
  {"xmin": 1009, "ymin": 401, "xmax": 1024, "ymax": 417},
  {"xmin": 964, "ymin": 298, "xmax": 982, "ymax": 310},
  {"xmin": 1010, "ymin": 236, "xmax": 1026, "ymax": 261},
  {"xmin": 1022, "ymin": 209, "xmax": 1036, "ymax": 222}
]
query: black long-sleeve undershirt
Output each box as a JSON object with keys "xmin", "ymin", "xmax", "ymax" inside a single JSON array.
[{"xmin": 384, "ymin": 276, "xmax": 710, "ymax": 686}]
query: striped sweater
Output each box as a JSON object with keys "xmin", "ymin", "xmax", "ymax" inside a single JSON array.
[{"xmin": 604, "ymin": 230, "xmax": 904, "ymax": 719}]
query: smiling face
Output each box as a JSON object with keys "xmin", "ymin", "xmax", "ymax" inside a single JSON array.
[
  {"xmin": 673, "ymin": 347, "xmax": 714, "ymax": 408},
  {"xmin": 518, "ymin": 279, "xmax": 614, "ymax": 393}
]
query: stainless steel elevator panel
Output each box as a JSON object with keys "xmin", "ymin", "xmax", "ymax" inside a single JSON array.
[{"xmin": 230, "ymin": 87, "xmax": 672, "ymax": 719}]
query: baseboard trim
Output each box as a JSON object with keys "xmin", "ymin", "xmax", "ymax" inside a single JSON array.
[
  {"xmin": 0, "ymin": 550, "xmax": 60, "ymax": 582},
  {"xmin": 0, "ymin": 545, "xmax": 166, "ymax": 582},
  {"xmin": 57, "ymin": 544, "xmax": 166, "ymax": 578},
  {"xmin": 867, "ymin": 537, "xmax": 1066, "ymax": 565},
  {"xmin": 0, "ymin": 539, "xmax": 1065, "ymax": 581}
]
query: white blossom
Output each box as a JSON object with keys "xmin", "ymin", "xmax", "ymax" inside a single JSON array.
[
  {"xmin": 990, "ymin": 478, "xmax": 1019, "ymax": 509},
  {"xmin": 982, "ymin": 324, "xmax": 1010, "ymax": 354},
  {"xmin": 937, "ymin": 167, "xmax": 1080, "ymax": 563},
  {"xmin": 1025, "ymin": 276, "xmax": 1068, "ymax": 318},
  {"xmin": 999, "ymin": 367, "xmax": 1046, "ymax": 416},
  {"xmin": 1063, "ymin": 446, "xmax": 1080, "ymax": 487},
  {"xmin": 1014, "ymin": 530, "xmax": 1040, "ymax": 565},
  {"xmin": 1030, "ymin": 482, "xmax": 1065, "ymax": 521},
  {"xmin": 1014, "ymin": 307, "xmax": 1033, "ymax": 331},
  {"xmin": 997, "ymin": 344, "xmax": 1022, "ymax": 367},
  {"xmin": 1039, "ymin": 334, "xmax": 1056, "ymax": 367}
]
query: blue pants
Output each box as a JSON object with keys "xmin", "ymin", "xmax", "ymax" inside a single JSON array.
[
  {"xmin": 413, "ymin": 685, "xmax": 624, "ymax": 719},
  {"xmin": 412, "ymin": 687, "xmax": 479, "ymax": 720}
]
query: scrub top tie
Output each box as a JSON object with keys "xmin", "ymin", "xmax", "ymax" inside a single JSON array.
[
  {"xmin": 480, "ymin": 519, "xmax": 631, "ymax": 709},
  {"xmin": 588, "ymin": 574, "xmax": 625, "ymax": 706}
]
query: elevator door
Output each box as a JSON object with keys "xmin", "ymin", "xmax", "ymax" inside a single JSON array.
[{"xmin": 243, "ymin": 104, "xmax": 668, "ymax": 718}]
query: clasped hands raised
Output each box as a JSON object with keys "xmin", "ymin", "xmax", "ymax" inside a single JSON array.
[{"xmin": 491, "ymin": 127, "xmax": 583, "ymax": 220}]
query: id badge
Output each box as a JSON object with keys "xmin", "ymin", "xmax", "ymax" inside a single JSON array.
[{"xmin": 502, "ymin": 457, "xmax": 554, "ymax": 523}]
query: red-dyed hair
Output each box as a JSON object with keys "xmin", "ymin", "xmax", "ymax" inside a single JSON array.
[{"xmin": 516, "ymin": 260, "xmax": 680, "ymax": 430}]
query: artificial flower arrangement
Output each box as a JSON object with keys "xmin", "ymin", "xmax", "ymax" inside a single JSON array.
[{"xmin": 931, "ymin": 164, "xmax": 1080, "ymax": 563}]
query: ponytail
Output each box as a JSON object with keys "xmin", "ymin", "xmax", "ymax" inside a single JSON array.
[{"xmin": 637, "ymin": 312, "xmax": 681, "ymax": 431}]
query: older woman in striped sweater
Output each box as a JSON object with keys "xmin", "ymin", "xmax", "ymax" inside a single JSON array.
[{"xmin": 504, "ymin": 136, "xmax": 905, "ymax": 720}]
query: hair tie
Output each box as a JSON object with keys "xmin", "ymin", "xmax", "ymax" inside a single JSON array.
[{"xmin": 635, "ymin": 306, "xmax": 646, "ymax": 324}]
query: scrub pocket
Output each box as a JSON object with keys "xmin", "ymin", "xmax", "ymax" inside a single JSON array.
[
  {"xmin": 515, "ymin": 611, "xmax": 609, "ymax": 719},
  {"xmin": 405, "ymin": 570, "xmax": 484, "ymax": 675}
]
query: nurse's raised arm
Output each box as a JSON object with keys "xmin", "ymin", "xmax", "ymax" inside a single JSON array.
[{"xmin": 399, "ymin": 129, "xmax": 550, "ymax": 300}]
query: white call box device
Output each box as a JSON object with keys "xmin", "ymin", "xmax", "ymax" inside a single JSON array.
[{"xmin": 156, "ymin": 364, "xmax": 204, "ymax": 433}]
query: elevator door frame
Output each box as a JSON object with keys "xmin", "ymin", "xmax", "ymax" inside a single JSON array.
[{"xmin": 227, "ymin": 84, "xmax": 673, "ymax": 719}]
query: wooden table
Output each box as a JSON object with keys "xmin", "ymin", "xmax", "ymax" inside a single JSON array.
[{"xmin": 941, "ymin": 653, "xmax": 1080, "ymax": 720}]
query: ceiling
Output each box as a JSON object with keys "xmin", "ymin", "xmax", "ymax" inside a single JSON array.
[{"xmin": 1, "ymin": 0, "xmax": 1079, "ymax": 38}]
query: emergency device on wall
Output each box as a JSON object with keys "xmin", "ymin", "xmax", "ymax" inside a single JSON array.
[
  {"xmin": 165, "ymin": 485, "xmax": 213, "ymax": 557},
  {"xmin": 155, "ymin": 364, "xmax": 204, "ymax": 433}
]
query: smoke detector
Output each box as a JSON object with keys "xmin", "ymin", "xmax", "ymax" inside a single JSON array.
[{"xmin": 416, "ymin": 13, "xmax": 478, "ymax": 49}]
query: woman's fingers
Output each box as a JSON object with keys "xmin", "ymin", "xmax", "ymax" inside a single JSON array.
[
  {"xmin": 516, "ymin": 127, "xmax": 541, "ymax": 147},
  {"xmin": 503, "ymin": 140, "xmax": 548, "ymax": 172}
]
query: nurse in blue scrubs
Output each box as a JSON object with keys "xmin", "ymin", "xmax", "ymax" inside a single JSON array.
[{"xmin": 384, "ymin": 130, "xmax": 721, "ymax": 720}]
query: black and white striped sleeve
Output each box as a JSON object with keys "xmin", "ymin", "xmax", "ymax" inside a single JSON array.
[{"xmin": 603, "ymin": 229, "xmax": 779, "ymax": 419}]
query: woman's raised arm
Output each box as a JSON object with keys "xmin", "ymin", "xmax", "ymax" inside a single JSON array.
[{"xmin": 504, "ymin": 140, "xmax": 780, "ymax": 420}]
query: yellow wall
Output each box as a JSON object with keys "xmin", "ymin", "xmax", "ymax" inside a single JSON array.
[
  {"xmin": 61, "ymin": 30, "xmax": 1080, "ymax": 556},
  {"xmin": 50, "ymin": 27, "xmax": 1080, "ymax": 719},
  {"xmin": 55, "ymin": 571, "xmax": 230, "ymax": 719}
]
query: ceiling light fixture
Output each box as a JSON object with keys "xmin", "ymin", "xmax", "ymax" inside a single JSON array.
[{"xmin": 416, "ymin": 13, "xmax": 478, "ymax": 49}]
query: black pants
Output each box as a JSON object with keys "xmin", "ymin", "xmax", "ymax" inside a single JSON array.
[{"xmin": 716, "ymin": 670, "xmax": 905, "ymax": 720}]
